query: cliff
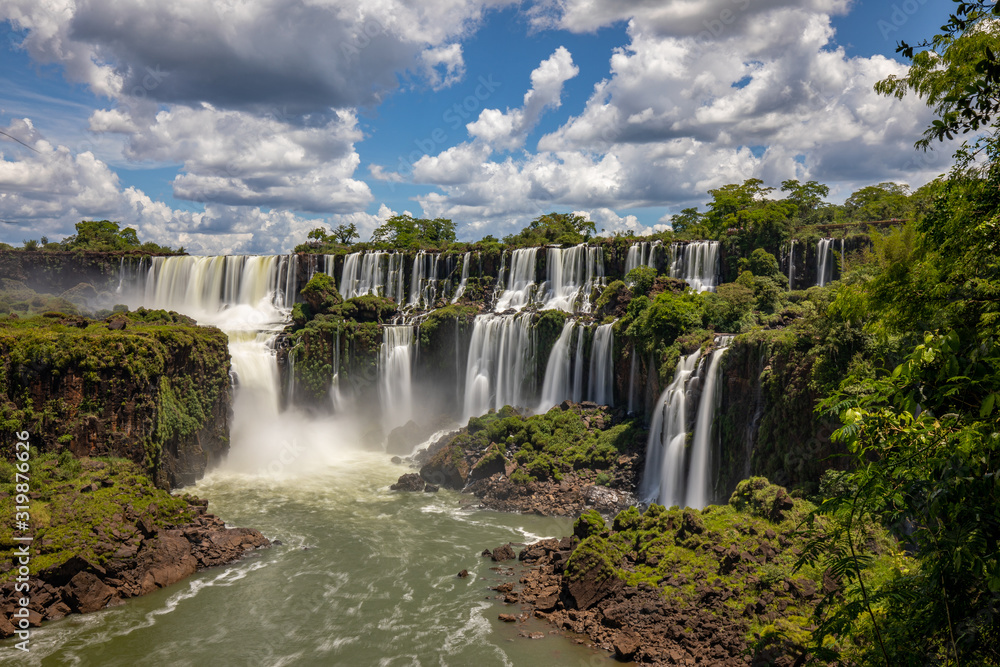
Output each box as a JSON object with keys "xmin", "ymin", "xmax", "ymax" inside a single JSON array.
[{"xmin": 0, "ymin": 310, "xmax": 232, "ymax": 489}]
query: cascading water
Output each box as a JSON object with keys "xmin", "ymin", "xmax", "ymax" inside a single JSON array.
[
  {"xmin": 627, "ymin": 346, "xmax": 638, "ymax": 414},
  {"xmin": 668, "ymin": 241, "xmax": 720, "ymax": 292},
  {"xmin": 463, "ymin": 313, "xmax": 535, "ymax": 421},
  {"xmin": 587, "ymin": 323, "xmax": 614, "ymax": 406},
  {"xmin": 542, "ymin": 244, "xmax": 605, "ymax": 313},
  {"xmin": 537, "ymin": 320, "xmax": 576, "ymax": 413},
  {"xmin": 408, "ymin": 251, "xmax": 440, "ymax": 309},
  {"xmin": 625, "ymin": 241, "xmax": 659, "ymax": 276},
  {"xmin": 340, "ymin": 251, "xmax": 406, "ymax": 301},
  {"xmin": 379, "ymin": 325, "xmax": 415, "ymax": 431},
  {"xmin": 816, "ymin": 238, "xmax": 835, "ymax": 287},
  {"xmin": 571, "ymin": 325, "xmax": 586, "ymax": 404},
  {"xmin": 786, "ymin": 239, "xmax": 796, "ymax": 290},
  {"xmin": 451, "ymin": 252, "xmax": 472, "ymax": 303},
  {"xmin": 640, "ymin": 350, "xmax": 702, "ymax": 506},
  {"xmin": 685, "ymin": 336, "xmax": 733, "ymax": 509},
  {"xmin": 121, "ymin": 255, "xmax": 296, "ymax": 473},
  {"xmin": 494, "ymin": 248, "xmax": 539, "ymax": 311}
]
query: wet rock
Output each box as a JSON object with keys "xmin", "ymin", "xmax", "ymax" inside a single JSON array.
[
  {"xmin": 390, "ymin": 473, "xmax": 426, "ymax": 492},
  {"xmin": 491, "ymin": 544, "xmax": 516, "ymax": 562},
  {"xmin": 457, "ymin": 570, "xmax": 469, "ymax": 578},
  {"xmin": 498, "ymin": 613, "xmax": 517, "ymax": 622},
  {"xmin": 65, "ymin": 572, "xmax": 114, "ymax": 613}
]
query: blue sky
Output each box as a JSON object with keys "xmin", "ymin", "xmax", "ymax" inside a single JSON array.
[{"xmin": 0, "ymin": 0, "xmax": 956, "ymax": 253}]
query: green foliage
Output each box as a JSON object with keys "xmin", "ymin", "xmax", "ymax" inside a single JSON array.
[
  {"xmin": 796, "ymin": 328, "xmax": 1000, "ymax": 663},
  {"xmin": 503, "ymin": 212, "xmax": 597, "ymax": 246},
  {"xmin": 300, "ymin": 272, "xmax": 343, "ymax": 314},
  {"xmin": 0, "ymin": 311, "xmax": 230, "ymax": 483},
  {"xmin": 780, "ymin": 179, "xmax": 831, "ymax": 223},
  {"xmin": 21, "ymin": 220, "xmax": 182, "ymax": 254},
  {"xmin": 371, "ymin": 214, "xmax": 455, "ymax": 249},
  {"xmin": 625, "ymin": 266, "xmax": 656, "ymax": 296},
  {"xmin": 876, "ymin": 1, "xmax": 1000, "ymax": 148},
  {"xmin": 843, "ymin": 182, "xmax": 913, "ymax": 221},
  {"xmin": 574, "ymin": 509, "xmax": 606, "ymax": 539},
  {"xmin": 701, "ymin": 282, "xmax": 755, "ymax": 332},
  {"xmin": 0, "ymin": 454, "xmax": 195, "ymax": 580},
  {"xmin": 668, "ymin": 207, "xmax": 706, "ymax": 236},
  {"xmin": 594, "ymin": 280, "xmax": 629, "ymax": 315}
]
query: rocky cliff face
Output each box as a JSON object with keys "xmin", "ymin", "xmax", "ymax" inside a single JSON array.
[
  {"xmin": 0, "ymin": 311, "xmax": 232, "ymax": 489},
  {"xmin": 717, "ymin": 331, "xmax": 848, "ymax": 496}
]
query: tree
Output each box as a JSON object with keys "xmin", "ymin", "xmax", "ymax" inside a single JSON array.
[
  {"xmin": 704, "ymin": 179, "xmax": 795, "ymax": 252},
  {"xmin": 332, "ymin": 222, "xmax": 360, "ymax": 245},
  {"xmin": 669, "ymin": 207, "xmax": 704, "ymax": 235},
  {"xmin": 504, "ymin": 212, "xmax": 597, "ymax": 246},
  {"xmin": 780, "ymin": 179, "xmax": 831, "ymax": 222},
  {"xmin": 53, "ymin": 219, "xmax": 178, "ymax": 253},
  {"xmin": 844, "ymin": 182, "xmax": 913, "ymax": 221},
  {"xmin": 371, "ymin": 214, "xmax": 455, "ymax": 248},
  {"xmin": 875, "ymin": 1, "xmax": 1000, "ymax": 148}
]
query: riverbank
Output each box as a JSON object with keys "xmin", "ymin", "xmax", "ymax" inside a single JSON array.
[
  {"xmin": 0, "ymin": 454, "xmax": 268, "ymax": 638},
  {"xmin": 484, "ymin": 478, "xmax": 901, "ymax": 665}
]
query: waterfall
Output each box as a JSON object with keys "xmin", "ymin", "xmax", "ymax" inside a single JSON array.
[
  {"xmin": 126, "ymin": 255, "xmax": 292, "ymax": 430},
  {"xmin": 786, "ymin": 239, "xmax": 796, "ymax": 290},
  {"xmin": 588, "ymin": 323, "xmax": 614, "ymax": 406},
  {"xmin": 571, "ymin": 325, "xmax": 586, "ymax": 403},
  {"xmin": 451, "ymin": 252, "xmax": 471, "ymax": 303},
  {"xmin": 330, "ymin": 328, "xmax": 346, "ymax": 412},
  {"xmin": 408, "ymin": 251, "xmax": 440, "ymax": 309},
  {"xmin": 685, "ymin": 336, "xmax": 733, "ymax": 509},
  {"xmin": 640, "ymin": 350, "xmax": 702, "ymax": 506},
  {"xmin": 463, "ymin": 313, "xmax": 535, "ymax": 420},
  {"xmin": 625, "ymin": 241, "xmax": 659, "ymax": 276},
  {"xmin": 494, "ymin": 248, "xmax": 539, "ymax": 312},
  {"xmin": 379, "ymin": 325, "xmax": 415, "ymax": 431},
  {"xmin": 816, "ymin": 238, "xmax": 834, "ymax": 287},
  {"xmin": 627, "ymin": 346, "xmax": 638, "ymax": 414},
  {"xmin": 340, "ymin": 251, "xmax": 406, "ymax": 302},
  {"xmin": 537, "ymin": 320, "xmax": 575, "ymax": 413},
  {"xmin": 542, "ymin": 244, "xmax": 606, "ymax": 313},
  {"xmin": 668, "ymin": 241, "xmax": 719, "ymax": 292}
]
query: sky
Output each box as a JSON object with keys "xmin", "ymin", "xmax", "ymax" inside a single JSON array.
[{"xmin": 0, "ymin": 0, "xmax": 958, "ymax": 254}]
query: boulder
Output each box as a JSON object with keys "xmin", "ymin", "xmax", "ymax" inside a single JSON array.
[
  {"xmin": 613, "ymin": 630, "xmax": 642, "ymax": 661},
  {"xmin": 491, "ymin": 544, "xmax": 516, "ymax": 562},
  {"xmin": 390, "ymin": 473, "xmax": 426, "ymax": 492},
  {"xmin": 65, "ymin": 572, "xmax": 114, "ymax": 613}
]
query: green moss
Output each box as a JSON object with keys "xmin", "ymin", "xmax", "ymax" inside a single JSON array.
[
  {"xmin": 574, "ymin": 509, "xmax": 606, "ymax": 539},
  {"xmin": 300, "ymin": 272, "xmax": 343, "ymax": 314},
  {"xmin": 0, "ymin": 312, "xmax": 230, "ymax": 484},
  {"xmin": 0, "ymin": 454, "xmax": 196, "ymax": 581}
]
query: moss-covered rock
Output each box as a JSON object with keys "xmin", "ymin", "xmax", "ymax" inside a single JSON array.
[
  {"xmin": 300, "ymin": 272, "xmax": 342, "ymax": 313},
  {"xmin": 0, "ymin": 312, "xmax": 231, "ymax": 488}
]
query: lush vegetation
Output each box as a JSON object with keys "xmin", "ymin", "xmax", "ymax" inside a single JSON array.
[
  {"xmin": 0, "ymin": 307, "xmax": 231, "ymax": 486},
  {"xmin": 0, "ymin": 453, "xmax": 196, "ymax": 579},
  {"xmin": 563, "ymin": 478, "xmax": 902, "ymax": 650},
  {"xmin": 15, "ymin": 220, "xmax": 182, "ymax": 254}
]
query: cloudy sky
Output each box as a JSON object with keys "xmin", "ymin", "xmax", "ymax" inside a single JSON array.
[{"xmin": 0, "ymin": 0, "xmax": 955, "ymax": 254}]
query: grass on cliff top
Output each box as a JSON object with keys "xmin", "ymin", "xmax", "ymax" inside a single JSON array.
[
  {"xmin": 0, "ymin": 451, "xmax": 196, "ymax": 581},
  {"xmin": 567, "ymin": 478, "xmax": 911, "ymax": 650},
  {"xmin": 449, "ymin": 405, "xmax": 642, "ymax": 484}
]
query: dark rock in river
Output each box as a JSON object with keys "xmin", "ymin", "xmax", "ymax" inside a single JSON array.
[{"xmin": 390, "ymin": 473, "xmax": 427, "ymax": 492}]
